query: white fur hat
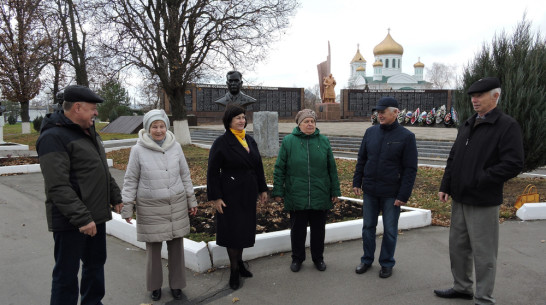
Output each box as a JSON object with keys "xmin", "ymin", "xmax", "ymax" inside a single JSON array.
[{"xmin": 143, "ymin": 109, "xmax": 169, "ymax": 132}]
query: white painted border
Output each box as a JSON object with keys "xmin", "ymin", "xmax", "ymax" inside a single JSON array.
[
  {"xmin": 106, "ymin": 187, "xmax": 431, "ymax": 272},
  {"xmin": 0, "ymin": 143, "xmax": 29, "ymax": 151},
  {"xmin": 516, "ymin": 202, "xmax": 546, "ymax": 220},
  {"xmin": 0, "ymin": 159, "xmax": 114, "ymax": 175},
  {"xmin": 207, "ymin": 197, "xmax": 431, "ymax": 267},
  {"xmin": 0, "ymin": 163, "xmax": 41, "ymax": 175},
  {"xmin": 106, "ymin": 212, "xmax": 212, "ymax": 272}
]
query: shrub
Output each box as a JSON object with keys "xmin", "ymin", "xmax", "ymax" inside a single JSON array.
[
  {"xmin": 33, "ymin": 115, "xmax": 44, "ymax": 132},
  {"xmin": 7, "ymin": 115, "xmax": 16, "ymax": 125},
  {"xmin": 108, "ymin": 109, "xmax": 118, "ymax": 122}
]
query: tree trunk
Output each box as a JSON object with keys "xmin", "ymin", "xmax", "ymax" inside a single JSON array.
[
  {"xmin": 20, "ymin": 101, "xmax": 29, "ymax": 122},
  {"xmin": 75, "ymin": 60, "xmax": 89, "ymax": 87},
  {"xmin": 173, "ymin": 120, "xmax": 191, "ymax": 145},
  {"xmin": 166, "ymin": 86, "xmax": 190, "ymax": 144},
  {"xmin": 168, "ymin": 87, "xmax": 187, "ymax": 121}
]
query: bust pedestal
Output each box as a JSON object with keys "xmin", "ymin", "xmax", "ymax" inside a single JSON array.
[{"xmin": 314, "ymin": 103, "xmax": 340, "ymax": 121}]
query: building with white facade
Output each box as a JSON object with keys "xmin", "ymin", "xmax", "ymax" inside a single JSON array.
[{"xmin": 348, "ymin": 30, "xmax": 431, "ymax": 90}]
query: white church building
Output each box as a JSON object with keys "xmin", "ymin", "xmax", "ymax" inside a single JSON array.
[{"xmin": 348, "ymin": 30, "xmax": 431, "ymax": 90}]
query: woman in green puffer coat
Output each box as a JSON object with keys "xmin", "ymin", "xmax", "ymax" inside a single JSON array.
[{"xmin": 272, "ymin": 109, "xmax": 341, "ymax": 273}]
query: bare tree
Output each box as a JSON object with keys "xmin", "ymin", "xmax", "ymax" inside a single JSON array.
[
  {"xmin": 54, "ymin": 0, "xmax": 90, "ymax": 86},
  {"xmin": 40, "ymin": 0, "xmax": 70, "ymax": 104},
  {"xmin": 101, "ymin": 0, "xmax": 299, "ymax": 122},
  {"xmin": 426, "ymin": 62, "xmax": 457, "ymax": 89},
  {"xmin": 47, "ymin": 0, "xmax": 119, "ymax": 88},
  {"xmin": 304, "ymin": 84, "xmax": 320, "ymax": 109},
  {"xmin": 137, "ymin": 73, "xmax": 162, "ymax": 111},
  {"xmin": 0, "ymin": 0, "xmax": 50, "ymax": 127}
]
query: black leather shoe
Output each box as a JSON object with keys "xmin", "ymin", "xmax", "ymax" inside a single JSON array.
[
  {"xmin": 151, "ymin": 289, "xmax": 161, "ymax": 301},
  {"xmin": 314, "ymin": 260, "xmax": 326, "ymax": 271},
  {"xmin": 290, "ymin": 260, "xmax": 302, "ymax": 272},
  {"xmin": 379, "ymin": 266, "xmax": 393, "ymax": 278},
  {"xmin": 433, "ymin": 288, "xmax": 473, "ymax": 300},
  {"xmin": 171, "ymin": 288, "xmax": 182, "ymax": 300},
  {"xmin": 355, "ymin": 263, "xmax": 371, "ymax": 274},
  {"xmin": 229, "ymin": 270, "xmax": 240, "ymax": 290},
  {"xmin": 238, "ymin": 260, "xmax": 253, "ymax": 277}
]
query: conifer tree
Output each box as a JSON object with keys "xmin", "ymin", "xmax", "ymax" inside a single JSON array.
[{"xmin": 454, "ymin": 17, "xmax": 546, "ymax": 172}]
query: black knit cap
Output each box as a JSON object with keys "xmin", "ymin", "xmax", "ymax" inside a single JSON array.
[
  {"xmin": 62, "ymin": 85, "xmax": 104, "ymax": 103},
  {"xmin": 467, "ymin": 77, "xmax": 501, "ymax": 95}
]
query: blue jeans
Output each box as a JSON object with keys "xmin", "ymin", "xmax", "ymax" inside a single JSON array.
[
  {"xmin": 361, "ymin": 194, "xmax": 400, "ymax": 268},
  {"xmin": 50, "ymin": 223, "xmax": 106, "ymax": 305}
]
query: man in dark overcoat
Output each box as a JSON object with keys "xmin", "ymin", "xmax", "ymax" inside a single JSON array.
[{"xmin": 434, "ymin": 77, "xmax": 524, "ymax": 305}]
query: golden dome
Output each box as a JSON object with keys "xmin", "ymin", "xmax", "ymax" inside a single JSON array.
[
  {"xmin": 356, "ymin": 66, "xmax": 365, "ymax": 71},
  {"xmin": 373, "ymin": 60, "xmax": 383, "ymax": 67},
  {"xmin": 351, "ymin": 45, "xmax": 366, "ymax": 63},
  {"xmin": 373, "ymin": 31, "xmax": 404, "ymax": 55},
  {"xmin": 414, "ymin": 58, "xmax": 425, "ymax": 68}
]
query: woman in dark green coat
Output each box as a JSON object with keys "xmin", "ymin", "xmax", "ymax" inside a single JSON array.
[{"xmin": 272, "ymin": 109, "xmax": 341, "ymax": 272}]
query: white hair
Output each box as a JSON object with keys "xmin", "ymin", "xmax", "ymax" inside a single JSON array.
[
  {"xmin": 490, "ymin": 87, "xmax": 501, "ymax": 104},
  {"xmin": 386, "ymin": 107, "xmax": 399, "ymax": 113}
]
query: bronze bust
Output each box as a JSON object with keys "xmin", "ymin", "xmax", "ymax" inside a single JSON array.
[{"xmin": 214, "ymin": 71, "xmax": 256, "ymax": 108}]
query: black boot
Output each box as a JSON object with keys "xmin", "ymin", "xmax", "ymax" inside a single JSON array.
[
  {"xmin": 238, "ymin": 260, "xmax": 253, "ymax": 277},
  {"xmin": 151, "ymin": 289, "xmax": 161, "ymax": 301},
  {"xmin": 229, "ymin": 269, "xmax": 240, "ymax": 290}
]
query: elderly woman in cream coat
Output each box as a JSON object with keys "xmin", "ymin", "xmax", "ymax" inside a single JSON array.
[{"xmin": 121, "ymin": 109, "xmax": 197, "ymax": 302}]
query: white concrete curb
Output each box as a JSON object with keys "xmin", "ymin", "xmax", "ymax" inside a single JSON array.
[
  {"xmin": 0, "ymin": 143, "xmax": 29, "ymax": 151},
  {"xmin": 0, "ymin": 163, "xmax": 41, "ymax": 175},
  {"xmin": 0, "ymin": 159, "xmax": 114, "ymax": 175},
  {"xmin": 106, "ymin": 189, "xmax": 431, "ymax": 272},
  {"xmin": 103, "ymin": 139, "xmax": 137, "ymax": 146},
  {"xmin": 106, "ymin": 213, "xmax": 212, "ymax": 272},
  {"xmin": 516, "ymin": 202, "xmax": 546, "ymax": 220},
  {"xmin": 207, "ymin": 196, "xmax": 431, "ymax": 267}
]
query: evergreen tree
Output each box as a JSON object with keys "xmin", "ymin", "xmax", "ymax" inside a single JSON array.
[
  {"xmin": 454, "ymin": 17, "xmax": 546, "ymax": 172},
  {"xmin": 97, "ymin": 80, "xmax": 132, "ymax": 121}
]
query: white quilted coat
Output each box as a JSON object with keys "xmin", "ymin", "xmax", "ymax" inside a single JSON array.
[{"xmin": 121, "ymin": 129, "xmax": 197, "ymax": 243}]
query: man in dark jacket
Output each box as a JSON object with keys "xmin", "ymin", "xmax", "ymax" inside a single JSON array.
[
  {"xmin": 434, "ymin": 77, "xmax": 524, "ymax": 305},
  {"xmin": 36, "ymin": 85, "xmax": 123, "ymax": 305},
  {"xmin": 352, "ymin": 97, "xmax": 418, "ymax": 278}
]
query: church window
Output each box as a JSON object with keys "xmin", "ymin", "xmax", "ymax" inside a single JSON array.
[
  {"xmin": 385, "ymin": 59, "xmax": 389, "ymax": 68},
  {"xmin": 398, "ymin": 59, "xmax": 401, "ymax": 68}
]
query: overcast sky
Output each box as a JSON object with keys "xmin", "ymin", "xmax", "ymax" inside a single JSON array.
[{"xmin": 239, "ymin": 0, "xmax": 546, "ymax": 94}]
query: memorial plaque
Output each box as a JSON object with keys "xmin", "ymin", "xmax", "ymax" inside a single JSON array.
[
  {"xmin": 178, "ymin": 84, "xmax": 302, "ymax": 119},
  {"xmin": 343, "ymin": 89, "xmax": 451, "ymax": 118}
]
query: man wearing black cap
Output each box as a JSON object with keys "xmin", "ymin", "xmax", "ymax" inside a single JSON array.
[
  {"xmin": 434, "ymin": 77, "xmax": 524, "ymax": 304},
  {"xmin": 36, "ymin": 85, "xmax": 123, "ymax": 305},
  {"xmin": 352, "ymin": 96, "xmax": 418, "ymax": 279}
]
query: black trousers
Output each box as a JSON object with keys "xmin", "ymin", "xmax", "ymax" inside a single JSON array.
[
  {"xmin": 289, "ymin": 209, "xmax": 327, "ymax": 263},
  {"xmin": 50, "ymin": 223, "xmax": 107, "ymax": 305}
]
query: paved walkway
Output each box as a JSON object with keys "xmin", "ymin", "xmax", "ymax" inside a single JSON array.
[
  {"xmin": 195, "ymin": 121, "xmax": 458, "ymax": 141},
  {"xmin": 1, "ymin": 169, "xmax": 545, "ymax": 305}
]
